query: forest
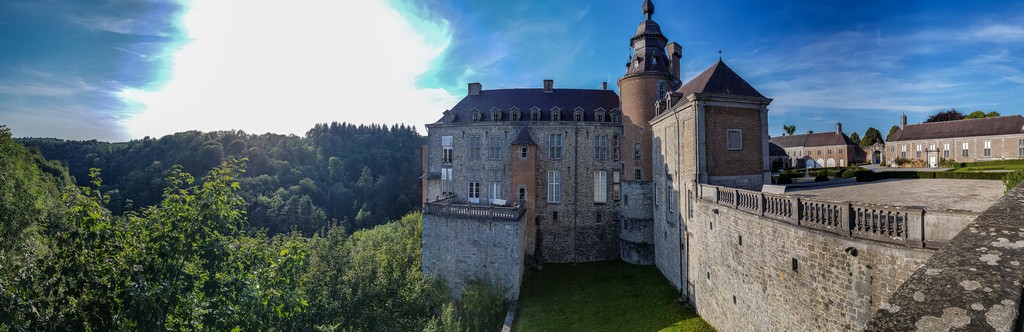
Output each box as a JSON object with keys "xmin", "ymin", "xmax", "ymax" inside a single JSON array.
[
  {"xmin": 1, "ymin": 126, "xmax": 506, "ymax": 331},
  {"xmin": 18, "ymin": 122, "xmax": 423, "ymax": 235}
]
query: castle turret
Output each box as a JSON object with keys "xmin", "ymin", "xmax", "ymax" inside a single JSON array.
[{"xmin": 618, "ymin": 0, "xmax": 679, "ymax": 181}]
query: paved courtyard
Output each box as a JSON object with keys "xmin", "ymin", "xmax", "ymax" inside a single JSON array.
[{"xmin": 786, "ymin": 179, "xmax": 1005, "ymax": 213}]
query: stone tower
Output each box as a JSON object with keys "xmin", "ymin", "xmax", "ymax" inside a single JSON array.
[
  {"xmin": 617, "ymin": 0, "xmax": 681, "ymax": 266},
  {"xmin": 618, "ymin": 0, "xmax": 681, "ymax": 182}
]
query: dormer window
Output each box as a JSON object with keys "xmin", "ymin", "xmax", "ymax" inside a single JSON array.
[
  {"xmin": 574, "ymin": 111, "xmax": 584, "ymax": 122},
  {"xmin": 443, "ymin": 110, "xmax": 453, "ymax": 124},
  {"xmin": 472, "ymin": 110, "xmax": 482, "ymax": 122},
  {"xmin": 551, "ymin": 108, "xmax": 561, "ymax": 121},
  {"xmin": 611, "ymin": 110, "xmax": 620, "ymax": 123},
  {"xmin": 491, "ymin": 109, "xmax": 501, "ymax": 121},
  {"xmin": 595, "ymin": 110, "xmax": 606, "ymax": 122},
  {"xmin": 531, "ymin": 108, "xmax": 541, "ymax": 121},
  {"xmin": 511, "ymin": 110, "xmax": 521, "ymax": 121}
]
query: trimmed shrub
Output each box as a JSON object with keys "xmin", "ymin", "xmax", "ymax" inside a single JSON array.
[
  {"xmin": 1005, "ymin": 170, "xmax": 1024, "ymax": 193},
  {"xmin": 814, "ymin": 174, "xmax": 829, "ymax": 182},
  {"xmin": 776, "ymin": 174, "xmax": 792, "ymax": 185},
  {"xmin": 816, "ymin": 169, "xmax": 829, "ymax": 178},
  {"xmin": 840, "ymin": 169, "xmax": 857, "ymax": 179}
]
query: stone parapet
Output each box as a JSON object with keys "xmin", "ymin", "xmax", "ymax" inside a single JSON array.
[{"xmin": 865, "ymin": 182, "xmax": 1024, "ymax": 331}]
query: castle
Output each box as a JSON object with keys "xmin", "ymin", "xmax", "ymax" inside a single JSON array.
[
  {"xmin": 418, "ymin": 1, "xmax": 1024, "ymax": 331},
  {"xmin": 420, "ymin": 0, "xmax": 770, "ymax": 296}
]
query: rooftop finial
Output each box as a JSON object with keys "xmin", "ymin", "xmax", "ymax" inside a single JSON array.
[
  {"xmin": 642, "ymin": 0, "xmax": 654, "ymax": 20},
  {"xmin": 718, "ymin": 49, "xmax": 723, "ymax": 60}
]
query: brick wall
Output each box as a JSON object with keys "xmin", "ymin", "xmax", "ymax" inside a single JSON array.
[
  {"xmin": 704, "ymin": 105, "xmax": 764, "ymax": 177},
  {"xmin": 619, "ymin": 73, "xmax": 672, "ymax": 181}
]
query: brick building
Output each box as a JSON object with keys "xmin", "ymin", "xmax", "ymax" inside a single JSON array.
[
  {"xmin": 769, "ymin": 123, "xmax": 862, "ymax": 168},
  {"xmin": 885, "ymin": 114, "xmax": 1024, "ymax": 167}
]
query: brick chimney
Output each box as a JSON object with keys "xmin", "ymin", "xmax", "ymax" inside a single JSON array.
[
  {"xmin": 900, "ymin": 114, "xmax": 907, "ymax": 129},
  {"xmin": 836, "ymin": 122, "xmax": 842, "ymax": 134},
  {"xmin": 543, "ymin": 79, "xmax": 553, "ymax": 93},
  {"xmin": 601, "ymin": 82, "xmax": 608, "ymax": 90},
  {"xmin": 667, "ymin": 42, "xmax": 682, "ymax": 80},
  {"xmin": 468, "ymin": 82, "xmax": 482, "ymax": 95}
]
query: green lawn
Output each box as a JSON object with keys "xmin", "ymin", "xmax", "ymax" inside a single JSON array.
[
  {"xmin": 513, "ymin": 260, "xmax": 715, "ymax": 332},
  {"xmin": 953, "ymin": 164, "xmax": 1024, "ymax": 172}
]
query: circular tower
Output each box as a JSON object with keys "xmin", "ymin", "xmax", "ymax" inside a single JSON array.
[{"xmin": 617, "ymin": 0, "xmax": 680, "ymax": 181}]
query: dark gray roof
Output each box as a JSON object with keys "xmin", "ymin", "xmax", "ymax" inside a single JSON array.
[
  {"xmin": 889, "ymin": 115, "xmax": 1024, "ymax": 141},
  {"xmin": 770, "ymin": 132, "xmax": 855, "ymax": 148},
  {"xmin": 435, "ymin": 88, "xmax": 620, "ymax": 124},
  {"xmin": 511, "ymin": 127, "xmax": 536, "ymax": 145},
  {"xmin": 676, "ymin": 60, "xmax": 765, "ymax": 99},
  {"xmin": 769, "ymin": 134, "xmax": 808, "ymax": 148},
  {"xmin": 769, "ymin": 142, "xmax": 787, "ymax": 156}
]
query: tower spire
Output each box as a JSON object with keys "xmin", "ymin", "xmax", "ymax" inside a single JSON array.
[{"xmin": 642, "ymin": 0, "xmax": 655, "ymax": 20}]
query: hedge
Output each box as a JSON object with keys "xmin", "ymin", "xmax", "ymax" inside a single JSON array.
[{"xmin": 856, "ymin": 170, "xmax": 1007, "ymax": 182}]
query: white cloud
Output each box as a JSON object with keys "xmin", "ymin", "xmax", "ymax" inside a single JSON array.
[{"xmin": 121, "ymin": 0, "xmax": 457, "ymax": 138}]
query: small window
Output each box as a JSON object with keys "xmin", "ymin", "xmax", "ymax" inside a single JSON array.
[
  {"xmin": 519, "ymin": 146, "xmax": 528, "ymax": 159},
  {"xmin": 491, "ymin": 111, "xmax": 501, "ymax": 121},
  {"xmin": 612, "ymin": 135, "xmax": 621, "ymax": 160},
  {"xmin": 792, "ymin": 258, "xmax": 799, "ymax": 272},
  {"xmin": 634, "ymin": 168, "xmax": 642, "ymax": 181},
  {"xmin": 574, "ymin": 111, "xmax": 584, "ymax": 122},
  {"xmin": 984, "ymin": 141, "xmax": 992, "ymax": 157},
  {"xmin": 611, "ymin": 112, "xmax": 620, "ymax": 123},
  {"xmin": 962, "ymin": 142, "xmax": 970, "ymax": 157},
  {"xmin": 1018, "ymin": 139, "xmax": 1024, "ymax": 157},
  {"xmin": 472, "ymin": 111, "xmax": 482, "ymax": 122},
  {"xmin": 531, "ymin": 109, "xmax": 541, "ymax": 121},
  {"xmin": 944, "ymin": 143, "xmax": 951, "ymax": 158},
  {"xmin": 739, "ymin": 235, "xmax": 743, "ymax": 246},
  {"xmin": 517, "ymin": 186, "xmax": 527, "ymax": 203},
  {"xmin": 596, "ymin": 111, "xmax": 605, "ymax": 122},
  {"xmin": 511, "ymin": 110, "xmax": 521, "ymax": 121},
  {"xmin": 657, "ymin": 80, "xmax": 666, "ymax": 99},
  {"xmin": 634, "ymin": 143, "xmax": 642, "ymax": 160},
  {"xmin": 552, "ymin": 211, "xmax": 558, "ymax": 221},
  {"xmin": 727, "ymin": 130, "xmax": 742, "ymax": 150}
]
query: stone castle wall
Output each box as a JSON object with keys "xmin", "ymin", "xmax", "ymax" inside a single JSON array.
[
  {"xmin": 664, "ymin": 186, "xmax": 937, "ymax": 331},
  {"xmin": 421, "ymin": 207, "xmax": 525, "ymax": 299},
  {"xmin": 620, "ymin": 181, "xmax": 655, "ymax": 265}
]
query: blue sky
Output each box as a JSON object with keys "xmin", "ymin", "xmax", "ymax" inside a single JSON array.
[{"xmin": 2, "ymin": 0, "xmax": 1023, "ymax": 141}]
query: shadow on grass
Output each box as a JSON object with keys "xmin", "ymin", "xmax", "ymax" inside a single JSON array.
[{"xmin": 514, "ymin": 260, "xmax": 715, "ymax": 332}]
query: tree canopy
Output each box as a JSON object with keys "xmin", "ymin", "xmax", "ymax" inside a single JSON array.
[
  {"xmin": 783, "ymin": 124, "xmax": 796, "ymax": 136},
  {"xmin": 965, "ymin": 110, "xmax": 1001, "ymax": 119},
  {"xmin": 860, "ymin": 127, "xmax": 884, "ymax": 147},
  {"xmin": 887, "ymin": 125, "xmax": 901, "ymax": 141},
  {"xmin": 849, "ymin": 132, "xmax": 861, "ymax": 145},
  {"xmin": 925, "ymin": 109, "xmax": 965, "ymax": 123}
]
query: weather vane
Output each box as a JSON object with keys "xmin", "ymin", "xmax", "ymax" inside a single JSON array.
[{"xmin": 718, "ymin": 49, "xmax": 723, "ymax": 60}]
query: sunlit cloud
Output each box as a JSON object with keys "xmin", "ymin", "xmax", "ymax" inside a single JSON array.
[{"xmin": 122, "ymin": 0, "xmax": 457, "ymax": 138}]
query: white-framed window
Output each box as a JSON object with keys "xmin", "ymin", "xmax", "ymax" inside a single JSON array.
[
  {"xmin": 552, "ymin": 110, "xmax": 561, "ymax": 121},
  {"xmin": 491, "ymin": 111, "xmax": 501, "ymax": 121},
  {"xmin": 519, "ymin": 146, "xmax": 528, "ymax": 159},
  {"xmin": 511, "ymin": 110, "xmax": 521, "ymax": 121},
  {"xmin": 727, "ymin": 129, "xmax": 742, "ymax": 150},
  {"xmin": 1018, "ymin": 139, "xmax": 1024, "ymax": 157},
  {"xmin": 488, "ymin": 135, "xmax": 502, "ymax": 160},
  {"xmin": 944, "ymin": 143, "xmax": 950, "ymax": 158},
  {"xmin": 984, "ymin": 141, "xmax": 992, "ymax": 157},
  {"xmin": 839, "ymin": 148, "xmax": 844, "ymax": 154},
  {"xmin": 441, "ymin": 168, "xmax": 454, "ymax": 196},
  {"xmin": 468, "ymin": 167, "xmax": 481, "ymax": 203},
  {"xmin": 517, "ymin": 186, "xmax": 526, "ymax": 204},
  {"xmin": 916, "ymin": 144, "xmax": 922, "ymax": 159},
  {"xmin": 962, "ymin": 142, "xmax": 970, "ymax": 157},
  {"xmin": 468, "ymin": 135, "xmax": 481, "ymax": 160},
  {"xmin": 442, "ymin": 135, "xmax": 453, "ymax": 165},
  {"xmin": 548, "ymin": 133, "xmax": 563, "ymax": 159},
  {"xmin": 574, "ymin": 111, "xmax": 584, "ymax": 122},
  {"xmin": 594, "ymin": 171, "xmax": 607, "ymax": 203},
  {"xmin": 657, "ymin": 80, "xmax": 667, "ymax": 99},
  {"xmin": 531, "ymin": 109, "xmax": 541, "ymax": 121},
  {"xmin": 489, "ymin": 168, "xmax": 502, "ymax": 201},
  {"xmin": 594, "ymin": 135, "xmax": 609, "ymax": 160},
  {"xmin": 634, "ymin": 143, "xmax": 642, "ymax": 160},
  {"xmin": 596, "ymin": 111, "xmax": 606, "ymax": 122},
  {"xmin": 547, "ymin": 170, "xmax": 561, "ymax": 203},
  {"xmin": 901, "ymin": 145, "xmax": 907, "ymax": 159}
]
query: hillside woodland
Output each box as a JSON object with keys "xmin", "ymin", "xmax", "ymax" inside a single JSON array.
[{"xmin": 0, "ymin": 126, "xmax": 504, "ymax": 331}]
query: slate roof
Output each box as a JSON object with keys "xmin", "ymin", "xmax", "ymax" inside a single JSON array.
[
  {"xmin": 768, "ymin": 142, "xmax": 788, "ymax": 157},
  {"xmin": 676, "ymin": 60, "xmax": 766, "ymax": 99},
  {"xmin": 888, "ymin": 115, "xmax": 1024, "ymax": 141},
  {"xmin": 770, "ymin": 132, "xmax": 855, "ymax": 148},
  {"xmin": 510, "ymin": 126, "xmax": 536, "ymax": 145},
  {"xmin": 434, "ymin": 88, "xmax": 621, "ymax": 124}
]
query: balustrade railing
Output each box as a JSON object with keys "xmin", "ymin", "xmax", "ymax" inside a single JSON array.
[
  {"xmin": 424, "ymin": 198, "xmax": 525, "ymax": 221},
  {"xmin": 696, "ymin": 184, "xmax": 925, "ymax": 247}
]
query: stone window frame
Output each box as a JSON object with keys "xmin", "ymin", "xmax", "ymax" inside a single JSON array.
[
  {"xmin": 551, "ymin": 107, "xmax": 562, "ymax": 121},
  {"xmin": 488, "ymin": 168, "xmax": 503, "ymax": 201},
  {"xmin": 547, "ymin": 170, "xmax": 561, "ymax": 204},
  {"xmin": 517, "ymin": 185, "xmax": 527, "ymax": 204},
  {"xmin": 612, "ymin": 135, "xmax": 621, "ymax": 160},
  {"xmin": 634, "ymin": 168, "xmax": 642, "ymax": 181},
  {"xmin": 633, "ymin": 142, "xmax": 642, "ymax": 160},
  {"xmin": 519, "ymin": 146, "xmax": 528, "ymax": 159},
  {"xmin": 611, "ymin": 109, "xmax": 621, "ymax": 123},
  {"xmin": 1018, "ymin": 139, "xmax": 1024, "ymax": 157},
  {"xmin": 468, "ymin": 135, "xmax": 482, "ymax": 160},
  {"xmin": 726, "ymin": 129, "xmax": 743, "ymax": 151},
  {"xmin": 983, "ymin": 141, "xmax": 992, "ymax": 157},
  {"xmin": 962, "ymin": 142, "xmax": 970, "ymax": 157},
  {"xmin": 594, "ymin": 134, "xmax": 609, "ymax": 160},
  {"xmin": 440, "ymin": 167, "xmax": 454, "ymax": 196},
  {"xmin": 594, "ymin": 170, "xmax": 608, "ymax": 204},
  {"xmin": 944, "ymin": 143, "xmax": 951, "ymax": 159},
  {"xmin": 510, "ymin": 107, "xmax": 521, "ymax": 121},
  {"xmin": 548, "ymin": 133, "xmax": 563, "ymax": 159},
  {"xmin": 471, "ymin": 109, "xmax": 482, "ymax": 122},
  {"xmin": 487, "ymin": 135, "xmax": 503, "ymax": 160},
  {"xmin": 530, "ymin": 107, "xmax": 541, "ymax": 122},
  {"xmin": 441, "ymin": 135, "xmax": 454, "ymax": 165},
  {"xmin": 595, "ymin": 108, "xmax": 607, "ymax": 122},
  {"xmin": 490, "ymin": 108, "xmax": 502, "ymax": 121},
  {"xmin": 916, "ymin": 144, "xmax": 922, "ymax": 159},
  {"xmin": 573, "ymin": 107, "xmax": 585, "ymax": 122}
]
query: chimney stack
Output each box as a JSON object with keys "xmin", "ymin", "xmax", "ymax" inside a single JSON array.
[
  {"xmin": 667, "ymin": 42, "xmax": 682, "ymax": 80},
  {"xmin": 900, "ymin": 114, "xmax": 907, "ymax": 129},
  {"xmin": 468, "ymin": 82, "xmax": 482, "ymax": 95},
  {"xmin": 836, "ymin": 122, "xmax": 842, "ymax": 134},
  {"xmin": 602, "ymin": 82, "xmax": 608, "ymax": 90},
  {"xmin": 543, "ymin": 80, "xmax": 554, "ymax": 93}
]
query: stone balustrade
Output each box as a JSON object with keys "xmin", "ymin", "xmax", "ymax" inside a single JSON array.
[
  {"xmin": 699, "ymin": 184, "xmax": 926, "ymax": 248},
  {"xmin": 423, "ymin": 198, "xmax": 525, "ymax": 221}
]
